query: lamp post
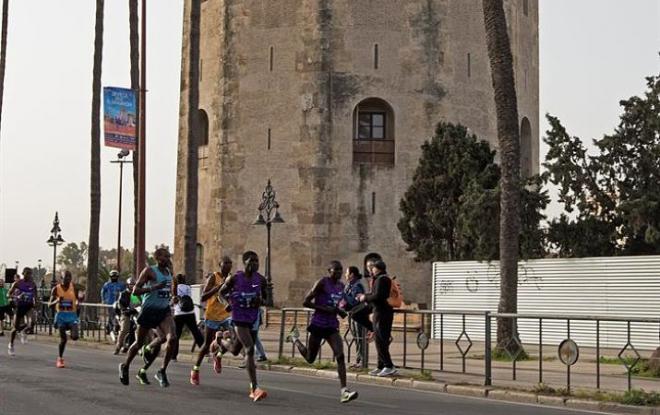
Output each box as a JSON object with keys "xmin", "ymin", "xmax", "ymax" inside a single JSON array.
[
  {"xmin": 37, "ymin": 259, "xmax": 43, "ymax": 288},
  {"xmin": 253, "ymin": 180, "xmax": 284, "ymax": 307},
  {"xmin": 110, "ymin": 149, "xmax": 132, "ymax": 272},
  {"xmin": 47, "ymin": 212, "xmax": 64, "ymax": 288}
]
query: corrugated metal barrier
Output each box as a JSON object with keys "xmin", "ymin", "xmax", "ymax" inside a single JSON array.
[{"xmin": 432, "ymin": 256, "xmax": 660, "ymax": 350}]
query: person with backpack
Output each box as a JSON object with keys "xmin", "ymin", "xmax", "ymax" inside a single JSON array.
[
  {"xmin": 172, "ymin": 273, "xmax": 204, "ymax": 361},
  {"xmin": 357, "ymin": 259, "xmax": 398, "ymax": 377}
]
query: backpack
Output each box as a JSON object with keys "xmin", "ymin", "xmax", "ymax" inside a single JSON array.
[
  {"xmin": 179, "ymin": 295, "xmax": 194, "ymax": 313},
  {"xmin": 387, "ymin": 276, "xmax": 403, "ymax": 308}
]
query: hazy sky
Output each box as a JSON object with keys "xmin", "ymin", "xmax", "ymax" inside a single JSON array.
[{"xmin": 0, "ymin": 1, "xmax": 658, "ymax": 271}]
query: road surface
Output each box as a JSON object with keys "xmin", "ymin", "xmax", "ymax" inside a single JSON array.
[{"xmin": 0, "ymin": 339, "xmax": 608, "ymax": 415}]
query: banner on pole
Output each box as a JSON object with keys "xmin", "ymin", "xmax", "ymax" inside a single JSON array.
[{"xmin": 103, "ymin": 87, "xmax": 137, "ymax": 150}]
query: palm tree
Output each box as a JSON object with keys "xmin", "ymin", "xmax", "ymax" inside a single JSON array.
[
  {"xmin": 0, "ymin": 0, "xmax": 9, "ymax": 142},
  {"xmin": 129, "ymin": 0, "xmax": 139, "ymax": 277},
  {"xmin": 87, "ymin": 0, "xmax": 104, "ymax": 303},
  {"xmin": 482, "ymin": 0, "xmax": 522, "ymax": 353},
  {"xmin": 183, "ymin": 0, "xmax": 201, "ymax": 280}
]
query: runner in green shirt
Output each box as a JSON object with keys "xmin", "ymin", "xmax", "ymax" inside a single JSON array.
[{"xmin": 0, "ymin": 280, "xmax": 13, "ymax": 336}]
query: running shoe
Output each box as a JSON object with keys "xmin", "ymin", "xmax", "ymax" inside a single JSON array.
[
  {"xmin": 118, "ymin": 363, "xmax": 129, "ymax": 385},
  {"xmin": 190, "ymin": 369, "xmax": 200, "ymax": 385},
  {"xmin": 377, "ymin": 367, "xmax": 398, "ymax": 377},
  {"xmin": 368, "ymin": 367, "xmax": 381, "ymax": 376},
  {"xmin": 155, "ymin": 369, "xmax": 170, "ymax": 388},
  {"xmin": 8, "ymin": 344, "xmax": 15, "ymax": 356},
  {"xmin": 256, "ymin": 356, "xmax": 268, "ymax": 363},
  {"xmin": 212, "ymin": 352, "xmax": 222, "ymax": 374},
  {"xmin": 56, "ymin": 357, "xmax": 65, "ymax": 368},
  {"xmin": 136, "ymin": 369, "xmax": 150, "ymax": 385},
  {"xmin": 340, "ymin": 389, "xmax": 359, "ymax": 403},
  {"xmin": 286, "ymin": 327, "xmax": 300, "ymax": 343},
  {"xmin": 250, "ymin": 387, "xmax": 268, "ymax": 402},
  {"xmin": 238, "ymin": 359, "xmax": 247, "ymax": 369}
]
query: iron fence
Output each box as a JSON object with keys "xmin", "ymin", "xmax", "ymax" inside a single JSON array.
[{"xmin": 277, "ymin": 307, "xmax": 660, "ymax": 392}]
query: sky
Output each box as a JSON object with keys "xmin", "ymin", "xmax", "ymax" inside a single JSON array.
[{"xmin": 0, "ymin": 0, "xmax": 659, "ymax": 272}]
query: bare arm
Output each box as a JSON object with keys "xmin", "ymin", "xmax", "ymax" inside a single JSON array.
[
  {"xmin": 48, "ymin": 287, "xmax": 58, "ymax": 307},
  {"xmin": 7, "ymin": 282, "xmax": 17, "ymax": 298},
  {"xmin": 219, "ymin": 274, "xmax": 235, "ymax": 298},
  {"xmin": 132, "ymin": 267, "xmax": 156, "ymax": 296},
  {"xmin": 201, "ymin": 274, "xmax": 221, "ymax": 302},
  {"xmin": 302, "ymin": 279, "xmax": 335, "ymax": 313}
]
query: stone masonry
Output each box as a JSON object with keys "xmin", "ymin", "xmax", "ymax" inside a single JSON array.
[{"xmin": 174, "ymin": 0, "xmax": 539, "ymax": 306}]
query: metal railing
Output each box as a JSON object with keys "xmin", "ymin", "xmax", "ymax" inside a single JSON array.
[
  {"xmin": 33, "ymin": 302, "xmax": 115, "ymax": 341},
  {"xmin": 277, "ymin": 307, "xmax": 660, "ymax": 392}
]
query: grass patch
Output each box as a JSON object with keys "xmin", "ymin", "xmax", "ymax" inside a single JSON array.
[
  {"xmin": 409, "ymin": 370, "xmax": 434, "ymax": 382},
  {"xmin": 598, "ymin": 357, "xmax": 660, "ymax": 378},
  {"xmin": 620, "ymin": 389, "xmax": 660, "ymax": 406},
  {"xmin": 273, "ymin": 356, "xmax": 336, "ymax": 370}
]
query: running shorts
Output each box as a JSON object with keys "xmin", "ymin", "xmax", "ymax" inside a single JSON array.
[
  {"xmin": 136, "ymin": 306, "xmax": 171, "ymax": 329},
  {"xmin": 307, "ymin": 324, "xmax": 339, "ymax": 340},
  {"xmin": 55, "ymin": 311, "xmax": 79, "ymax": 330},
  {"xmin": 205, "ymin": 317, "xmax": 232, "ymax": 331}
]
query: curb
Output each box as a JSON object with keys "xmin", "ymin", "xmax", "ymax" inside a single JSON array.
[{"xmin": 31, "ymin": 336, "xmax": 659, "ymax": 414}]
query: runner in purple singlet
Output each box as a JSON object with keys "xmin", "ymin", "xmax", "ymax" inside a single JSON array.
[
  {"xmin": 286, "ymin": 261, "xmax": 358, "ymax": 403},
  {"xmin": 212, "ymin": 251, "xmax": 268, "ymax": 402}
]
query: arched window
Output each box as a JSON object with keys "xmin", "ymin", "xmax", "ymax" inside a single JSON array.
[
  {"xmin": 353, "ymin": 98, "xmax": 395, "ymax": 165},
  {"xmin": 196, "ymin": 243, "xmax": 204, "ymax": 282},
  {"xmin": 520, "ymin": 117, "xmax": 533, "ymax": 177}
]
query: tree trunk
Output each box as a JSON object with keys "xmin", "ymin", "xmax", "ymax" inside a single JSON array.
[
  {"xmin": 482, "ymin": 0, "xmax": 522, "ymax": 353},
  {"xmin": 87, "ymin": 0, "xmax": 104, "ymax": 303},
  {"xmin": 0, "ymin": 0, "xmax": 9, "ymax": 141},
  {"xmin": 129, "ymin": 0, "xmax": 139, "ymax": 277},
  {"xmin": 183, "ymin": 0, "xmax": 201, "ymax": 280}
]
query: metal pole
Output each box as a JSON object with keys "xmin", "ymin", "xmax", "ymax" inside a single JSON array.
[
  {"xmin": 136, "ymin": 0, "xmax": 147, "ymax": 277},
  {"xmin": 484, "ymin": 311, "xmax": 491, "ymax": 386},
  {"xmin": 266, "ymin": 221, "xmax": 273, "ymax": 306},
  {"xmin": 117, "ymin": 161, "xmax": 124, "ymax": 272},
  {"xmin": 51, "ymin": 244, "xmax": 57, "ymax": 287}
]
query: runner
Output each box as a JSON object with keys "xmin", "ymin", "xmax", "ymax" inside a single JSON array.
[
  {"xmin": 190, "ymin": 256, "xmax": 233, "ymax": 385},
  {"xmin": 118, "ymin": 247, "xmax": 176, "ymax": 387},
  {"xmin": 0, "ymin": 279, "xmax": 13, "ymax": 336},
  {"xmin": 114, "ymin": 277, "xmax": 140, "ymax": 355},
  {"xmin": 286, "ymin": 260, "xmax": 359, "ymax": 403},
  {"xmin": 7, "ymin": 268, "xmax": 37, "ymax": 355},
  {"xmin": 212, "ymin": 251, "xmax": 268, "ymax": 402},
  {"xmin": 49, "ymin": 270, "xmax": 79, "ymax": 368}
]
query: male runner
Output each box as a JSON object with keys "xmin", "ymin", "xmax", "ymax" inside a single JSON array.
[
  {"xmin": 118, "ymin": 247, "xmax": 176, "ymax": 387},
  {"xmin": 0, "ymin": 279, "xmax": 13, "ymax": 336},
  {"xmin": 49, "ymin": 270, "xmax": 80, "ymax": 368},
  {"xmin": 286, "ymin": 261, "xmax": 359, "ymax": 403},
  {"xmin": 8, "ymin": 268, "xmax": 37, "ymax": 355},
  {"xmin": 190, "ymin": 256, "xmax": 233, "ymax": 385},
  {"xmin": 212, "ymin": 251, "xmax": 267, "ymax": 401}
]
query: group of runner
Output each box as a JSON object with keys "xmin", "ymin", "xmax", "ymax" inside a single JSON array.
[{"xmin": 3, "ymin": 246, "xmax": 381, "ymax": 405}]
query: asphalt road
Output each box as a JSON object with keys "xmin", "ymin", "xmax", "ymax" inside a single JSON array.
[{"xmin": 0, "ymin": 339, "xmax": 607, "ymax": 415}]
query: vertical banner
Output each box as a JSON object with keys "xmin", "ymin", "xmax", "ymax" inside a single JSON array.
[{"xmin": 103, "ymin": 87, "xmax": 137, "ymax": 150}]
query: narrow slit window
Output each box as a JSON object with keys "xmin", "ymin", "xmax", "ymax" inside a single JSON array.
[
  {"xmin": 371, "ymin": 192, "xmax": 376, "ymax": 214},
  {"xmin": 467, "ymin": 53, "xmax": 471, "ymax": 78},
  {"xmin": 267, "ymin": 128, "xmax": 271, "ymax": 150},
  {"xmin": 269, "ymin": 46, "xmax": 274, "ymax": 72},
  {"xmin": 374, "ymin": 44, "xmax": 379, "ymax": 70}
]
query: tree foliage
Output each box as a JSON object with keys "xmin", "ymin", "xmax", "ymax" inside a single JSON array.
[
  {"xmin": 543, "ymin": 70, "xmax": 660, "ymax": 257},
  {"xmin": 398, "ymin": 122, "xmax": 548, "ymax": 262}
]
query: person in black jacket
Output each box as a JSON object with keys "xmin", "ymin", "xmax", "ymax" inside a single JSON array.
[{"xmin": 356, "ymin": 259, "xmax": 397, "ymax": 377}]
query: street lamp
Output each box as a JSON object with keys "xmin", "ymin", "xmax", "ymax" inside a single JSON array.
[
  {"xmin": 47, "ymin": 212, "xmax": 65, "ymax": 288},
  {"xmin": 253, "ymin": 180, "xmax": 284, "ymax": 307},
  {"xmin": 110, "ymin": 149, "xmax": 132, "ymax": 272},
  {"xmin": 37, "ymin": 259, "xmax": 44, "ymax": 288}
]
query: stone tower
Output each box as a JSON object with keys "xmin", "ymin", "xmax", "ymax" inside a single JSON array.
[{"xmin": 174, "ymin": 0, "xmax": 539, "ymax": 306}]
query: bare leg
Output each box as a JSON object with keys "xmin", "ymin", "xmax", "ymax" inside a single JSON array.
[
  {"xmin": 327, "ymin": 332, "xmax": 347, "ymax": 388},
  {"xmin": 195, "ymin": 327, "xmax": 217, "ymax": 367},
  {"xmin": 124, "ymin": 325, "xmax": 150, "ymax": 368},
  {"xmin": 158, "ymin": 315, "xmax": 177, "ymax": 371},
  {"xmin": 293, "ymin": 333, "xmax": 323, "ymax": 364},
  {"xmin": 234, "ymin": 326, "xmax": 257, "ymax": 390}
]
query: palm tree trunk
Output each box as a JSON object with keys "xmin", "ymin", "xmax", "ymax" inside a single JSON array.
[
  {"xmin": 0, "ymin": 0, "xmax": 9, "ymax": 140},
  {"xmin": 184, "ymin": 0, "xmax": 201, "ymax": 280},
  {"xmin": 482, "ymin": 0, "xmax": 522, "ymax": 353},
  {"xmin": 129, "ymin": 0, "xmax": 139, "ymax": 277},
  {"xmin": 87, "ymin": 0, "xmax": 104, "ymax": 303}
]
